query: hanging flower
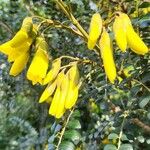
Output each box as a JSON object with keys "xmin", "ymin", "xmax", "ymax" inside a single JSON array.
[
  {"xmin": 43, "ymin": 58, "xmax": 61, "ymax": 85},
  {"xmin": 113, "ymin": 12, "xmax": 148, "ymax": 55},
  {"xmin": 27, "ymin": 37, "xmax": 49, "ymax": 85},
  {"xmin": 88, "ymin": 13, "xmax": 102, "ymax": 50},
  {"xmin": 99, "ymin": 28, "xmax": 117, "ymax": 84},
  {"xmin": 0, "ymin": 17, "xmax": 37, "ymax": 76},
  {"xmin": 64, "ymin": 64, "xmax": 80, "ymax": 109}
]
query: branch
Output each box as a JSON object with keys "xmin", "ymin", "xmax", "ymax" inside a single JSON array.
[
  {"xmin": 131, "ymin": 118, "xmax": 150, "ymax": 134},
  {"xmin": 133, "ymin": 79, "xmax": 150, "ymax": 93},
  {"xmin": 0, "ymin": 21, "xmax": 14, "ymax": 35},
  {"xmin": 41, "ymin": 19, "xmax": 84, "ymax": 38},
  {"xmin": 117, "ymin": 112, "xmax": 128, "ymax": 150},
  {"xmin": 55, "ymin": 0, "xmax": 89, "ymax": 39}
]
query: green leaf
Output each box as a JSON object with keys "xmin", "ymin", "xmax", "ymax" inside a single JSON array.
[
  {"xmin": 48, "ymin": 144, "xmax": 55, "ymax": 150},
  {"xmin": 108, "ymin": 133, "xmax": 118, "ymax": 140},
  {"xmin": 54, "ymin": 124, "xmax": 62, "ymax": 134},
  {"xmin": 67, "ymin": 119, "xmax": 81, "ymax": 129},
  {"xmin": 71, "ymin": 110, "xmax": 81, "ymax": 118},
  {"xmin": 104, "ymin": 144, "xmax": 117, "ymax": 150},
  {"xmin": 121, "ymin": 134, "xmax": 129, "ymax": 141},
  {"xmin": 70, "ymin": 0, "xmax": 83, "ymax": 6},
  {"xmin": 146, "ymin": 139, "xmax": 150, "ymax": 144},
  {"xmin": 120, "ymin": 144, "xmax": 133, "ymax": 150},
  {"xmin": 137, "ymin": 136, "xmax": 145, "ymax": 143},
  {"xmin": 139, "ymin": 97, "xmax": 150, "ymax": 108},
  {"xmin": 59, "ymin": 141, "xmax": 75, "ymax": 150},
  {"xmin": 64, "ymin": 130, "xmax": 81, "ymax": 144},
  {"xmin": 139, "ymin": 2, "xmax": 150, "ymax": 8}
]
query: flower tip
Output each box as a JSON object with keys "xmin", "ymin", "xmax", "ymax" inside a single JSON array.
[
  {"xmin": 87, "ymin": 40, "xmax": 95, "ymax": 50},
  {"xmin": 32, "ymin": 81, "xmax": 37, "ymax": 85},
  {"xmin": 55, "ymin": 114, "xmax": 63, "ymax": 119},
  {"xmin": 39, "ymin": 98, "xmax": 44, "ymax": 103},
  {"xmin": 9, "ymin": 71, "xmax": 17, "ymax": 76}
]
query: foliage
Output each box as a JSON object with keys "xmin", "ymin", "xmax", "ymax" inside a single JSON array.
[{"xmin": 0, "ymin": 0, "xmax": 150, "ymax": 150}]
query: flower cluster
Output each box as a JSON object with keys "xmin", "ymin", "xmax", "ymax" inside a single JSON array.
[
  {"xmin": 0, "ymin": 17, "xmax": 80, "ymax": 118},
  {"xmin": 0, "ymin": 17, "xmax": 37, "ymax": 76},
  {"xmin": 88, "ymin": 12, "xmax": 149, "ymax": 83},
  {"xmin": 39, "ymin": 62, "xmax": 80, "ymax": 118}
]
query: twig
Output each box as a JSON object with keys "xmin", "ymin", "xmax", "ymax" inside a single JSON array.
[
  {"xmin": 0, "ymin": 21, "xmax": 14, "ymax": 35},
  {"xmin": 56, "ymin": 108, "xmax": 75, "ymax": 150},
  {"xmin": 131, "ymin": 118, "xmax": 150, "ymax": 134},
  {"xmin": 60, "ymin": 55, "xmax": 94, "ymax": 64},
  {"xmin": 56, "ymin": 0, "xmax": 89, "ymax": 39},
  {"xmin": 60, "ymin": 55, "xmax": 80, "ymax": 60},
  {"xmin": 36, "ymin": 19, "xmax": 84, "ymax": 39},
  {"xmin": 133, "ymin": 79, "xmax": 150, "ymax": 93},
  {"xmin": 117, "ymin": 112, "xmax": 128, "ymax": 150},
  {"xmin": 60, "ymin": 63, "xmax": 77, "ymax": 70}
]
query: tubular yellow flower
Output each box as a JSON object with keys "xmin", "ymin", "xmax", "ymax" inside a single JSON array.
[
  {"xmin": 21, "ymin": 17, "xmax": 33, "ymax": 34},
  {"xmin": 9, "ymin": 29, "xmax": 29, "ymax": 48},
  {"xmin": 9, "ymin": 52, "xmax": 29, "ymax": 76},
  {"xmin": 65, "ymin": 64, "xmax": 80, "ymax": 109},
  {"xmin": 27, "ymin": 36, "xmax": 49, "ymax": 85},
  {"xmin": 55, "ymin": 73, "xmax": 69, "ymax": 118},
  {"xmin": 49, "ymin": 70, "xmax": 65, "ymax": 116},
  {"xmin": 0, "ymin": 17, "xmax": 35, "ymax": 58},
  {"xmin": 88, "ymin": 13, "xmax": 102, "ymax": 50},
  {"xmin": 43, "ymin": 58, "xmax": 61, "ymax": 85},
  {"xmin": 35, "ymin": 36, "xmax": 49, "ymax": 50},
  {"xmin": 49, "ymin": 86, "xmax": 61, "ymax": 116},
  {"xmin": 39, "ymin": 80, "xmax": 57, "ymax": 103},
  {"xmin": 121, "ymin": 13, "xmax": 148, "ymax": 55},
  {"xmin": 113, "ymin": 15, "xmax": 127, "ymax": 52},
  {"xmin": 0, "ymin": 32, "xmax": 33, "ymax": 62},
  {"xmin": 27, "ymin": 48, "xmax": 49, "ymax": 85},
  {"xmin": 10, "ymin": 39, "xmax": 32, "ymax": 62},
  {"xmin": 113, "ymin": 12, "xmax": 148, "ymax": 55},
  {"xmin": 0, "ymin": 17, "xmax": 37, "ymax": 76},
  {"xmin": 99, "ymin": 28, "xmax": 117, "ymax": 84},
  {"xmin": 126, "ymin": 26, "xmax": 148, "ymax": 55},
  {"xmin": 119, "ymin": 13, "xmax": 132, "ymax": 29},
  {"xmin": 65, "ymin": 82, "xmax": 79, "ymax": 109},
  {"xmin": 8, "ymin": 17, "xmax": 33, "ymax": 48}
]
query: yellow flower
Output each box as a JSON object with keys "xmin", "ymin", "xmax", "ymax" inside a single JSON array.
[
  {"xmin": 48, "ymin": 65, "xmax": 80, "ymax": 118},
  {"xmin": 99, "ymin": 28, "xmax": 117, "ymax": 84},
  {"xmin": 113, "ymin": 12, "xmax": 148, "ymax": 55},
  {"xmin": 55, "ymin": 73, "xmax": 69, "ymax": 118},
  {"xmin": 65, "ymin": 64, "xmax": 80, "ymax": 109},
  {"xmin": 0, "ymin": 17, "xmax": 36, "ymax": 76},
  {"xmin": 49, "ymin": 70, "xmax": 65, "ymax": 117},
  {"xmin": 113, "ymin": 15, "xmax": 127, "ymax": 52},
  {"xmin": 0, "ymin": 38, "xmax": 32, "ymax": 63},
  {"xmin": 43, "ymin": 58, "xmax": 61, "ymax": 85},
  {"xmin": 88, "ymin": 13, "xmax": 102, "ymax": 50},
  {"xmin": 9, "ymin": 52, "xmax": 29, "ymax": 76},
  {"xmin": 27, "ymin": 48, "xmax": 49, "ymax": 85},
  {"xmin": 39, "ymin": 80, "xmax": 57, "ymax": 103},
  {"xmin": 126, "ymin": 26, "xmax": 148, "ymax": 55},
  {"xmin": 0, "ymin": 17, "xmax": 36, "ymax": 58}
]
